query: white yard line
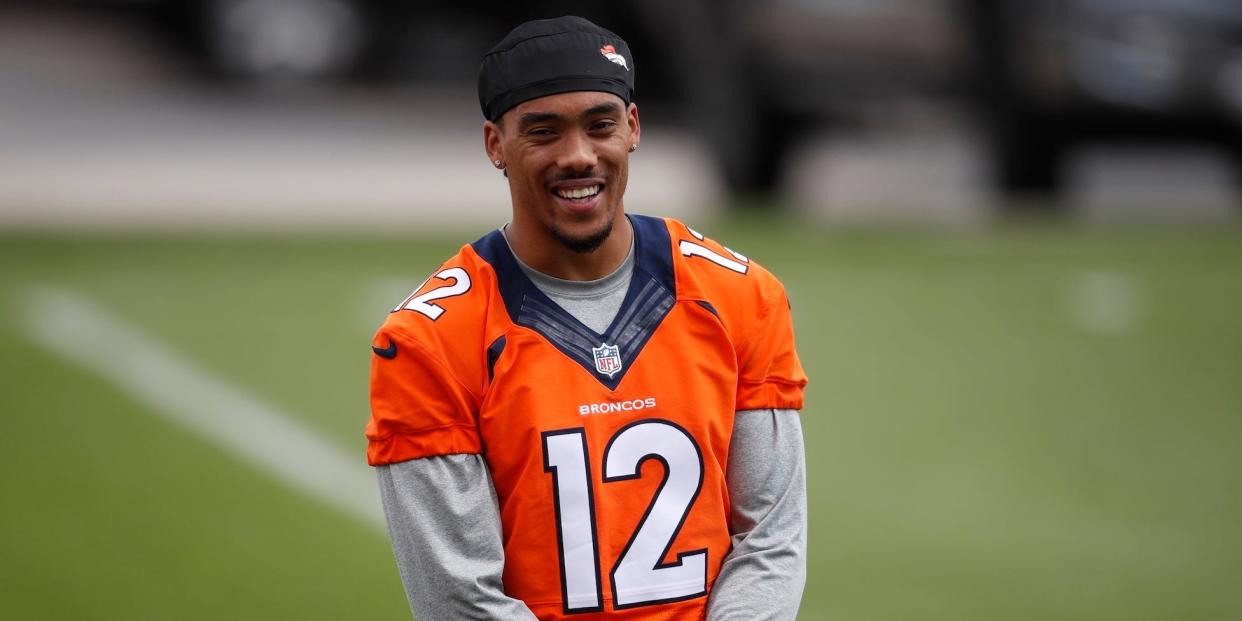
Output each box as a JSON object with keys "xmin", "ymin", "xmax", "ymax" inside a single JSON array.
[{"xmin": 17, "ymin": 286, "xmax": 385, "ymax": 531}]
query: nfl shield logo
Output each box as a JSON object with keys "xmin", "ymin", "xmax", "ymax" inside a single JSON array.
[{"xmin": 592, "ymin": 343, "xmax": 623, "ymax": 378}]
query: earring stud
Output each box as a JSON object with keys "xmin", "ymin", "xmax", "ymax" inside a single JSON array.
[
  {"xmin": 628, "ymin": 144, "xmax": 637, "ymax": 153},
  {"xmin": 494, "ymin": 159, "xmax": 503, "ymax": 168}
]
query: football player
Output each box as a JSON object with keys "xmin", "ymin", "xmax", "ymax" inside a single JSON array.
[{"xmin": 368, "ymin": 16, "xmax": 808, "ymax": 620}]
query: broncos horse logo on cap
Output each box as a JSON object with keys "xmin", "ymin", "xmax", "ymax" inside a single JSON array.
[{"xmin": 600, "ymin": 44, "xmax": 628, "ymax": 70}]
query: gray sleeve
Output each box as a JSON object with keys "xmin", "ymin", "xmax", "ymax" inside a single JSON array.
[
  {"xmin": 706, "ymin": 408, "xmax": 808, "ymax": 621},
  {"xmin": 376, "ymin": 454, "xmax": 539, "ymax": 621}
]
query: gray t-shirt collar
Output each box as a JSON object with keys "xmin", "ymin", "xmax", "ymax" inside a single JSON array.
[{"xmin": 500, "ymin": 225, "xmax": 635, "ymax": 300}]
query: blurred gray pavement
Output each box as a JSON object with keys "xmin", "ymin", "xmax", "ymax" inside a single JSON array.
[{"xmin": 785, "ymin": 102, "xmax": 1240, "ymax": 225}]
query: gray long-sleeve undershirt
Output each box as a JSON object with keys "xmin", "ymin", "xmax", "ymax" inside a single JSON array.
[{"xmin": 377, "ymin": 231, "xmax": 807, "ymax": 620}]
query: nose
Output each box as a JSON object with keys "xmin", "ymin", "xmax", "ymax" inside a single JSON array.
[{"xmin": 556, "ymin": 129, "xmax": 597, "ymax": 172}]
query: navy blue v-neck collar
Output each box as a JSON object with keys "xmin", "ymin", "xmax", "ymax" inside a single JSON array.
[{"xmin": 472, "ymin": 214, "xmax": 676, "ymax": 390}]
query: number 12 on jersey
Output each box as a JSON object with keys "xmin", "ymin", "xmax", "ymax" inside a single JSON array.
[{"xmin": 541, "ymin": 420, "xmax": 708, "ymax": 613}]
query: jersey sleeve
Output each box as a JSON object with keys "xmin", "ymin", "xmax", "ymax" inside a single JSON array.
[
  {"xmin": 366, "ymin": 321, "xmax": 483, "ymax": 466},
  {"xmin": 734, "ymin": 278, "xmax": 808, "ymax": 411}
]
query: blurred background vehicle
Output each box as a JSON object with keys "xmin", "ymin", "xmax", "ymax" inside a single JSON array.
[
  {"xmin": 964, "ymin": 0, "xmax": 1242, "ymax": 207},
  {"xmin": 60, "ymin": 0, "xmax": 969, "ymax": 198},
  {"xmin": 49, "ymin": 0, "xmax": 1242, "ymax": 211}
]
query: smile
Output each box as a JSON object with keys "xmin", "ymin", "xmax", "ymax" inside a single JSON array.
[{"xmin": 554, "ymin": 185, "xmax": 602, "ymax": 201}]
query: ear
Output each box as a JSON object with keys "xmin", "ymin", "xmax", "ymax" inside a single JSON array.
[
  {"xmin": 626, "ymin": 102, "xmax": 641, "ymax": 150},
  {"xmin": 483, "ymin": 120, "xmax": 504, "ymax": 167}
]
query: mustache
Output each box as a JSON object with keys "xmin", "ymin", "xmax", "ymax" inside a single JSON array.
[{"xmin": 548, "ymin": 168, "xmax": 604, "ymax": 183}]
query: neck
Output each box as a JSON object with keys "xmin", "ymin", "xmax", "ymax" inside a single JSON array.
[{"xmin": 505, "ymin": 214, "xmax": 634, "ymax": 281}]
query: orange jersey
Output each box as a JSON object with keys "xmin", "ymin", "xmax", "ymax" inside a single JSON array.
[{"xmin": 367, "ymin": 215, "xmax": 806, "ymax": 620}]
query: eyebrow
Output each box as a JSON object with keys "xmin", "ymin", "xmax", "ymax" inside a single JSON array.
[
  {"xmin": 582, "ymin": 102, "xmax": 623, "ymax": 118},
  {"xmin": 516, "ymin": 101, "xmax": 623, "ymax": 130},
  {"xmin": 517, "ymin": 111, "xmax": 560, "ymax": 129}
]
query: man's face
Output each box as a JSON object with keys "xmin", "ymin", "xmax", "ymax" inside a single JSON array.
[{"xmin": 485, "ymin": 91, "xmax": 640, "ymax": 254}]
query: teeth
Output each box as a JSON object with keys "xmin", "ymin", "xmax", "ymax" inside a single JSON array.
[{"xmin": 556, "ymin": 185, "xmax": 601, "ymax": 200}]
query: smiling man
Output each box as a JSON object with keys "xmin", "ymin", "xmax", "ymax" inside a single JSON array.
[
  {"xmin": 488, "ymin": 89, "xmax": 637, "ymax": 277},
  {"xmin": 367, "ymin": 16, "xmax": 809, "ymax": 621}
]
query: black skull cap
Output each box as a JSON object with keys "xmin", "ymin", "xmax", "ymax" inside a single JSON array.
[{"xmin": 478, "ymin": 15, "xmax": 634, "ymax": 122}]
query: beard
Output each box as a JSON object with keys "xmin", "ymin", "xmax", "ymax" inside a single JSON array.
[{"xmin": 549, "ymin": 215, "xmax": 614, "ymax": 254}]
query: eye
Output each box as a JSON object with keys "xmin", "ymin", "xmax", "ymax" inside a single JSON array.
[
  {"xmin": 526, "ymin": 127, "xmax": 556, "ymax": 138},
  {"xmin": 590, "ymin": 119, "xmax": 618, "ymax": 133}
]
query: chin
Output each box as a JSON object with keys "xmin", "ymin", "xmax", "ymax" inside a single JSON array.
[{"xmin": 551, "ymin": 215, "xmax": 615, "ymax": 254}]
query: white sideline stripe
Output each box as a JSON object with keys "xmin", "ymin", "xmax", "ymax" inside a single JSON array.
[{"xmin": 17, "ymin": 287, "xmax": 384, "ymax": 531}]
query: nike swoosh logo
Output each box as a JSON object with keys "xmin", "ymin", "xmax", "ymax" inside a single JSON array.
[{"xmin": 372, "ymin": 339, "xmax": 397, "ymax": 359}]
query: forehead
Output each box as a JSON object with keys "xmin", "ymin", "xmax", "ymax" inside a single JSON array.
[{"xmin": 503, "ymin": 91, "xmax": 627, "ymax": 123}]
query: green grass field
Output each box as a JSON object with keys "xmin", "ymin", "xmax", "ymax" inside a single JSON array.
[{"xmin": 2, "ymin": 218, "xmax": 1240, "ymax": 620}]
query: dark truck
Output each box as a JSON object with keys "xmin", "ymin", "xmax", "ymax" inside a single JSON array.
[{"xmin": 964, "ymin": 0, "xmax": 1242, "ymax": 204}]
